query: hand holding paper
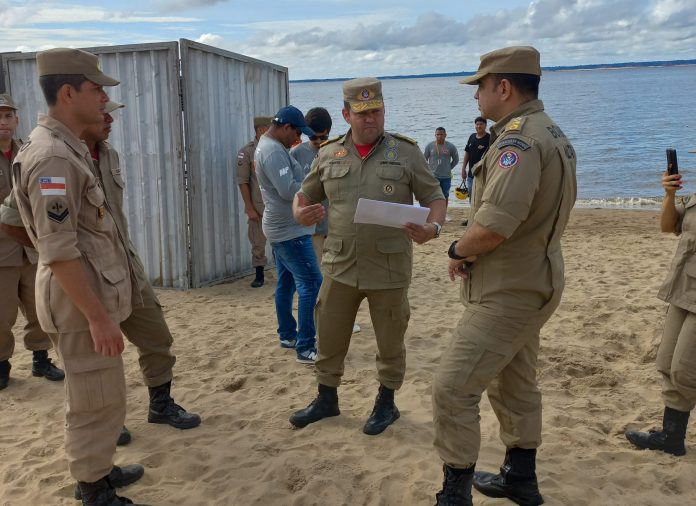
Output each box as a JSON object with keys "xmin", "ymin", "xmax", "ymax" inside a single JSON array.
[{"xmin": 353, "ymin": 198, "xmax": 430, "ymax": 228}]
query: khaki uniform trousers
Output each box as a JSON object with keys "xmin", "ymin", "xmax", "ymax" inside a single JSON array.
[
  {"xmin": 657, "ymin": 304, "xmax": 696, "ymax": 412},
  {"xmin": 248, "ymin": 218, "xmax": 267, "ymax": 267},
  {"xmin": 0, "ymin": 257, "xmax": 52, "ymax": 362},
  {"xmin": 120, "ymin": 278, "xmax": 175, "ymax": 388},
  {"xmin": 433, "ymin": 309, "xmax": 548, "ymax": 467},
  {"xmin": 50, "ymin": 330, "xmax": 126, "ymax": 483},
  {"xmin": 314, "ymin": 277, "xmax": 410, "ymax": 390}
]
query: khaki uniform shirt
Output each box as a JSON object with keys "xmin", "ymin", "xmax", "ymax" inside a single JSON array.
[
  {"xmin": 0, "ymin": 139, "xmax": 38, "ymax": 265},
  {"xmin": 12, "ymin": 114, "xmax": 137, "ymax": 333},
  {"xmin": 301, "ymin": 130, "xmax": 444, "ymax": 290},
  {"xmin": 236, "ymin": 139, "xmax": 264, "ymax": 214},
  {"xmin": 657, "ymin": 194, "xmax": 696, "ymax": 312},
  {"xmin": 466, "ymin": 100, "xmax": 577, "ymax": 318}
]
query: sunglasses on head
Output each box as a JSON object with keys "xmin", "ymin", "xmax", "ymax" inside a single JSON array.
[{"xmin": 310, "ymin": 134, "xmax": 329, "ymax": 141}]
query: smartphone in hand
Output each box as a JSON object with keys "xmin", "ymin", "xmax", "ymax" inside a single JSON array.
[{"xmin": 667, "ymin": 148, "xmax": 679, "ymax": 175}]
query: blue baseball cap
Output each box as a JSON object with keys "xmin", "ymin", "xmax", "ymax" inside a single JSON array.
[{"xmin": 273, "ymin": 105, "xmax": 315, "ymax": 137}]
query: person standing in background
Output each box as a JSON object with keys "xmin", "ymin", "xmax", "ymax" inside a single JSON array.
[
  {"xmin": 237, "ymin": 116, "xmax": 272, "ymax": 288},
  {"xmin": 460, "ymin": 117, "xmax": 490, "ymax": 226},
  {"xmin": 423, "ymin": 127, "xmax": 459, "ymax": 221}
]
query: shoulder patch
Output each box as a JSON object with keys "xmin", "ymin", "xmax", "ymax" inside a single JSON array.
[
  {"xmin": 497, "ymin": 137, "xmax": 531, "ymax": 151},
  {"xmin": 391, "ymin": 133, "xmax": 417, "ymax": 145},
  {"xmin": 320, "ymin": 135, "xmax": 342, "ymax": 148},
  {"xmin": 504, "ymin": 117, "xmax": 526, "ymax": 133}
]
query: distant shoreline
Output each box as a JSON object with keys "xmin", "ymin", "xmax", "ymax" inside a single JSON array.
[{"xmin": 290, "ymin": 59, "xmax": 696, "ymax": 83}]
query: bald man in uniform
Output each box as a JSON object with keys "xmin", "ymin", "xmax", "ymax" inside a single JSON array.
[
  {"xmin": 291, "ymin": 78, "xmax": 446, "ymax": 435},
  {"xmin": 12, "ymin": 48, "xmax": 146, "ymax": 506},
  {"xmin": 237, "ymin": 116, "xmax": 272, "ymax": 287},
  {"xmin": 432, "ymin": 47, "xmax": 577, "ymax": 505},
  {"xmin": 0, "ymin": 93, "xmax": 64, "ymax": 390}
]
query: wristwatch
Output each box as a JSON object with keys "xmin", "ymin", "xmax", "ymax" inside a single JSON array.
[
  {"xmin": 431, "ymin": 222, "xmax": 442, "ymax": 238},
  {"xmin": 448, "ymin": 240, "xmax": 467, "ymax": 260}
]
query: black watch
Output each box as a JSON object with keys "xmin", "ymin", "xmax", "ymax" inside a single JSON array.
[{"xmin": 448, "ymin": 240, "xmax": 467, "ymax": 260}]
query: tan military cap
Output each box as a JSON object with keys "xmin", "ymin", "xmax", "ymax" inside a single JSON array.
[
  {"xmin": 460, "ymin": 46, "xmax": 541, "ymax": 85},
  {"xmin": 253, "ymin": 116, "xmax": 273, "ymax": 128},
  {"xmin": 0, "ymin": 94, "xmax": 17, "ymax": 110},
  {"xmin": 343, "ymin": 77, "xmax": 384, "ymax": 112},
  {"xmin": 37, "ymin": 48, "xmax": 119, "ymax": 86},
  {"xmin": 105, "ymin": 100, "xmax": 124, "ymax": 114}
]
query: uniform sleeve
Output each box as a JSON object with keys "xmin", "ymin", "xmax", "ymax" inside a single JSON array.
[
  {"xmin": 410, "ymin": 147, "xmax": 445, "ymax": 205},
  {"xmin": 449, "ymin": 143, "xmax": 459, "ymax": 170},
  {"xmin": 0, "ymin": 191, "xmax": 24, "ymax": 227},
  {"xmin": 474, "ymin": 135, "xmax": 541, "ymax": 238},
  {"xmin": 25, "ymin": 157, "xmax": 82, "ymax": 264},
  {"xmin": 300, "ymin": 156, "xmax": 326, "ymax": 204},
  {"xmin": 236, "ymin": 145, "xmax": 252, "ymax": 185},
  {"xmin": 464, "ymin": 135, "xmax": 473, "ymax": 154},
  {"xmin": 260, "ymin": 150, "xmax": 303, "ymax": 201}
]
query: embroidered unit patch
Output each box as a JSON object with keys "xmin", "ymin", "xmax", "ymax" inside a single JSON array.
[
  {"xmin": 498, "ymin": 151, "xmax": 519, "ymax": 169},
  {"xmin": 383, "ymin": 184, "xmax": 394, "ymax": 195}
]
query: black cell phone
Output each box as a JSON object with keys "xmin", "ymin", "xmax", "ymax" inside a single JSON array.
[{"xmin": 666, "ymin": 148, "xmax": 679, "ymax": 175}]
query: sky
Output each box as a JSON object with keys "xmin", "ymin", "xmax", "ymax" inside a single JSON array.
[{"xmin": 1, "ymin": 0, "xmax": 695, "ymax": 80}]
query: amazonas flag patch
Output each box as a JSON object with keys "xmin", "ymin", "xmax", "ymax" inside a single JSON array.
[{"xmin": 39, "ymin": 177, "xmax": 66, "ymax": 196}]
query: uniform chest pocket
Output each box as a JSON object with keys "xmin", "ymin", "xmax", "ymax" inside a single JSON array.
[
  {"xmin": 110, "ymin": 168, "xmax": 125, "ymax": 189},
  {"xmin": 85, "ymin": 184, "xmax": 110, "ymax": 232},
  {"xmin": 321, "ymin": 163, "xmax": 351, "ymax": 200},
  {"xmin": 376, "ymin": 165, "xmax": 404, "ymax": 180}
]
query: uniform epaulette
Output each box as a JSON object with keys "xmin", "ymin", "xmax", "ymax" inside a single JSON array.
[
  {"xmin": 391, "ymin": 133, "xmax": 417, "ymax": 145},
  {"xmin": 320, "ymin": 135, "xmax": 342, "ymax": 148},
  {"xmin": 503, "ymin": 116, "xmax": 527, "ymax": 134}
]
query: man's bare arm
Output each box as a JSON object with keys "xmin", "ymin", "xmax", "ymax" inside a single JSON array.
[{"xmin": 0, "ymin": 223, "xmax": 33, "ymax": 247}]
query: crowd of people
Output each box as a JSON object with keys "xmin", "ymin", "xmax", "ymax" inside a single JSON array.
[{"xmin": 0, "ymin": 43, "xmax": 693, "ymax": 506}]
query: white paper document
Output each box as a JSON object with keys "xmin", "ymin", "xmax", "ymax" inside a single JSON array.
[{"xmin": 353, "ymin": 198, "xmax": 430, "ymax": 229}]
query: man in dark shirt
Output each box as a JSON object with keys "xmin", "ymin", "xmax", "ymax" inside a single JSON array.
[{"xmin": 460, "ymin": 117, "xmax": 490, "ymax": 226}]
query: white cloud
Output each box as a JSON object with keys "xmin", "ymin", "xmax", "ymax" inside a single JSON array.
[{"xmin": 196, "ymin": 33, "xmax": 223, "ymax": 45}]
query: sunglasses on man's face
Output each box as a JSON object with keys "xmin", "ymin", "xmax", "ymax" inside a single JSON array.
[{"xmin": 310, "ymin": 134, "xmax": 329, "ymax": 141}]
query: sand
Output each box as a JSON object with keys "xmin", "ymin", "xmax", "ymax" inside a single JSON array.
[{"xmin": 1, "ymin": 208, "xmax": 694, "ymax": 505}]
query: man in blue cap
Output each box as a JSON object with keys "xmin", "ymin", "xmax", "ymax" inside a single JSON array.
[{"xmin": 255, "ymin": 105, "xmax": 323, "ymax": 364}]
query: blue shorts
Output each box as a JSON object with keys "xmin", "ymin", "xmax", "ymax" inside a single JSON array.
[{"xmin": 437, "ymin": 177, "xmax": 452, "ymax": 199}]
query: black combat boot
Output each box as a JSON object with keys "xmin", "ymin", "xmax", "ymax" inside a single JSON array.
[
  {"xmin": 148, "ymin": 381, "xmax": 201, "ymax": 429},
  {"xmin": 31, "ymin": 350, "xmax": 65, "ymax": 381},
  {"xmin": 625, "ymin": 406, "xmax": 690, "ymax": 456},
  {"xmin": 78, "ymin": 474, "xmax": 150, "ymax": 505},
  {"xmin": 289, "ymin": 384, "xmax": 340, "ymax": 428},
  {"xmin": 117, "ymin": 426, "xmax": 132, "ymax": 446},
  {"xmin": 75, "ymin": 464, "xmax": 145, "ymax": 500},
  {"xmin": 435, "ymin": 464, "xmax": 474, "ymax": 506},
  {"xmin": 362, "ymin": 384, "xmax": 400, "ymax": 435},
  {"xmin": 0, "ymin": 360, "xmax": 10, "ymax": 390},
  {"xmin": 250, "ymin": 266, "xmax": 264, "ymax": 288},
  {"xmin": 473, "ymin": 448, "xmax": 544, "ymax": 506}
]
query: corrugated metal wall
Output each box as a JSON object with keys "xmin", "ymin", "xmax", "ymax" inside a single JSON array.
[
  {"xmin": 180, "ymin": 39, "xmax": 288, "ymax": 287},
  {"xmin": 2, "ymin": 42, "xmax": 189, "ymax": 289}
]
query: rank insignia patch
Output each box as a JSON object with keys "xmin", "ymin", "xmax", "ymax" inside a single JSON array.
[
  {"xmin": 385, "ymin": 148, "xmax": 398, "ymax": 161},
  {"xmin": 39, "ymin": 177, "xmax": 66, "ymax": 196},
  {"xmin": 383, "ymin": 184, "xmax": 394, "ymax": 195},
  {"xmin": 498, "ymin": 150, "xmax": 519, "ymax": 169},
  {"xmin": 47, "ymin": 201, "xmax": 69, "ymax": 224}
]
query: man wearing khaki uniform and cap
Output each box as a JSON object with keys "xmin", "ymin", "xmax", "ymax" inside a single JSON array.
[
  {"xmin": 0, "ymin": 93, "xmax": 64, "ymax": 390},
  {"xmin": 12, "ymin": 48, "xmax": 146, "ymax": 506},
  {"xmin": 432, "ymin": 47, "xmax": 577, "ymax": 506},
  {"xmin": 237, "ymin": 116, "xmax": 272, "ymax": 287},
  {"xmin": 290, "ymin": 78, "xmax": 446, "ymax": 435}
]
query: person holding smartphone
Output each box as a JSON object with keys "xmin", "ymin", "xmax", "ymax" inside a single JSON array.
[{"xmin": 625, "ymin": 156, "xmax": 695, "ymax": 456}]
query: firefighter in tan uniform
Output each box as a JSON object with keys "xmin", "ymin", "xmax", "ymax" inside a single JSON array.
[
  {"xmin": 290, "ymin": 78, "xmax": 446, "ymax": 435},
  {"xmin": 237, "ymin": 116, "xmax": 272, "ymax": 287},
  {"xmin": 432, "ymin": 47, "xmax": 577, "ymax": 506},
  {"xmin": 11, "ymin": 48, "xmax": 146, "ymax": 506},
  {"xmin": 0, "ymin": 94, "xmax": 64, "ymax": 390}
]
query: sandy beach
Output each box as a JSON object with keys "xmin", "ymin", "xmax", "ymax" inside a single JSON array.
[{"xmin": 1, "ymin": 208, "xmax": 694, "ymax": 506}]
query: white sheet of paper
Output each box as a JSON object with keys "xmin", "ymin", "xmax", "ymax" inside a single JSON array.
[{"xmin": 353, "ymin": 198, "xmax": 430, "ymax": 228}]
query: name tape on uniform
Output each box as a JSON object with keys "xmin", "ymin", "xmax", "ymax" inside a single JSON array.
[{"xmin": 39, "ymin": 177, "xmax": 67, "ymax": 196}]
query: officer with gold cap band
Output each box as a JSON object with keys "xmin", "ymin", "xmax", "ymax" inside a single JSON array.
[
  {"xmin": 432, "ymin": 46, "xmax": 577, "ymax": 505},
  {"xmin": 290, "ymin": 77, "xmax": 446, "ymax": 435},
  {"xmin": 0, "ymin": 93, "xmax": 65, "ymax": 390},
  {"xmin": 11, "ymin": 48, "xmax": 147, "ymax": 506},
  {"xmin": 237, "ymin": 116, "xmax": 273, "ymax": 287}
]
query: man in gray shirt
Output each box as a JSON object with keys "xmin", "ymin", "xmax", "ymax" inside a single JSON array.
[
  {"xmin": 255, "ymin": 105, "xmax": 322, "ymax": 364},
  {"xmin": 423, "ymin": 127, "xmax": 459, "ymax": 219}
]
